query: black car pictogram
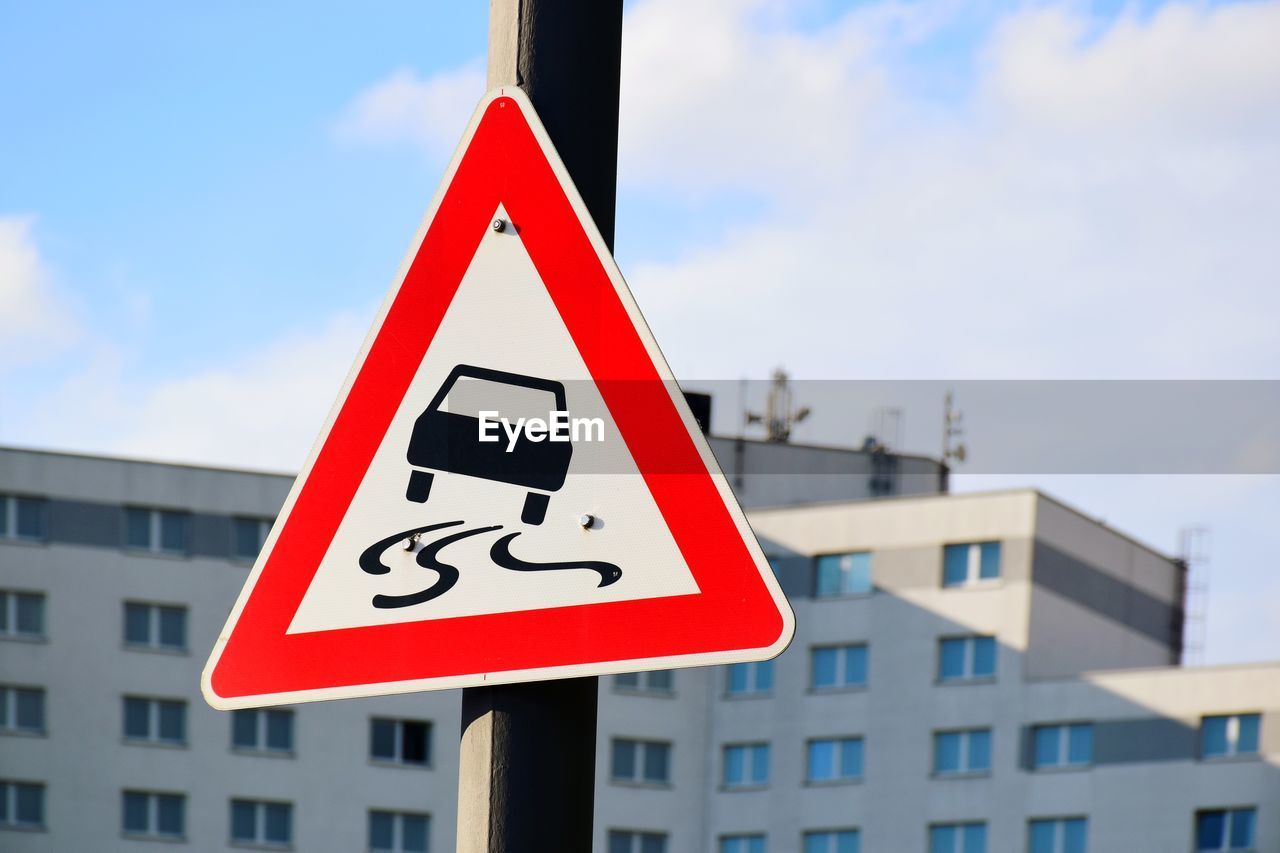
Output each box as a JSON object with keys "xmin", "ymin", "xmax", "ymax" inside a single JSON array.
[{"xmin": 405, "ymin": 364, "xmax": 572, "ymax": 525}]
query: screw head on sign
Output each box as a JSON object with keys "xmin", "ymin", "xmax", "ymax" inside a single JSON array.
[
  {"xmin": 492, "ymin": 218, "xmax": 506, "ymax": 233},
  {"xmin": 579, "ymin": 514, "xmax": 596, "ymax": 530}
]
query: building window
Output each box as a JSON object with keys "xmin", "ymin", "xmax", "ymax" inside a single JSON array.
[
  {"xmin": 124, "ymin": 507, "xmax": 189, "ymax": 555},
  {"xmin": 934, "ymin": 729, "xmax": 991, "ymax": 776},
  {"xmin": 938, "ymin": 636, "xmax": 996, "ymax": 682},
  {"xmin": 0, "ymin": 780, "xmax": 45, "ymax": 830},
  {"xmin": 723, "ymin": 743, "xmax": 770, "ymax": 788},
  {"xmin": 123, "ymin": 602, "xmax": 187, "ymax": 652},
  {"xmin": 1195, "ymin": 808, "xmax": 1256, "ymax": 851},
  {"xmin": 806, "ymin": 737, "xmax": 863, "ymax": 783},
  {"xmin": 608, "ymin": 829, "xmax": 668, "ymax": 853},
  {"xmin": 0, "ymin": 590, "xmax": 45, "ymax": 640},
  {"xmin": 1029, "ymin": 817, "xmax": 1087, "ymax": 853},
  {"xmin": 231, "ymin": 799, "xmax": 292, "ymax": 848},
  {"xmin": 726, "ymin": 661, "xmax": 774, "ymax": 696},
  {"xmin": 0, "ymin": 685, "xmax": 45, "ymax": 736},
  {"xmin": 929, "ymin": 822, "xmax": 986, "ymax": 853},
  {"xmin": 615, "ymin": 671, "xmax": 674, "ymax": 694},
  {"xmin": 123, "ymin": 790, "xmax": 185, "ymax": 840},
  {"xmin": 811, "ymin": 644, "xmax": 868, "ymax": 690},
  {"xmin": 369, "ymin": 810, "xmax": 429, "ymax": 853},
  {"xmin": 1032, "ymin": 724, "xmax": 1093, "ymax": 769},
  {"xmin": 370, "ymin": 718, "xmax": 431, "ymax": 767},
  {"xmin": 803, "ymin": 829, "xmax": 860, "ymax": 853},
  {"xmin": 0, "ymin": 495, "xmax": 47, "ymax": 542},
  {"xmin": 123, "ymin": 696, "xmax": 186, "ymax": 746},
  {"xmin": 1201, "ymin": 714, "xmax": 1260, "ymax": 759},
  {"xmin": 233, "ymin": 709, "xmax": 294, "ymax": 754},
  {"xmin": 720, "ymin": 834, "xmax": 766, "ymax": 853},
  {"xmin": 815, "ymin": 552, "xmax": 872, "ymax": 597},
  {"xmin": 942, "ymin": 542, "xmax": 1001, "ymax": 587},
  {"xmin": 233, "ymin": 517, "xmax": 273, "ymax": 561},
  {"xmin": 611, "ymin": 738, "xmax": 671, "ymax": 785}
]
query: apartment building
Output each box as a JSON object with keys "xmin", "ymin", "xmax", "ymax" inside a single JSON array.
[{"xmin": 1, "ymin": 445, "xmax": 1276, "ymax": 852}]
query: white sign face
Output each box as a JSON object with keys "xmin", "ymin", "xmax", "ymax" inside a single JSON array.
[
  {"xmin": 287, "ymin": 203, "xmax": 700, "ymax": 632},
  {"xmin": 202, "ymin": 88, "xmax": 793, "ymax": 709}
]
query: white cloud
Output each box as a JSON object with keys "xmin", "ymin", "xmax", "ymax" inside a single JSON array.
[
  {"xmin": 333, "ymin": 62, "xmax": 485, "ymax": 156},
  {"xmin": 0, "ymin": 215, "xmax": 76, "ymax": 363},
  {"xmin": 17, "ymin": 312, "xmax": 368, "ymax": 472}
]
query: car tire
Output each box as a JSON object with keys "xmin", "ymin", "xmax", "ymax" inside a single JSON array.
[{"xmin": 406, "ymin": 470, "xmax": 434, "ymax": 503}]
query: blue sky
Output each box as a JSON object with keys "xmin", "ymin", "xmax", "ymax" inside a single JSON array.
[{"xmin": 3, "ymin": 0, "xmax": 1278, "ymax": 663}]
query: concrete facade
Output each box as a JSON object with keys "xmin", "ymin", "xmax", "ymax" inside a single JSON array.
[{"xmin": 1, "ymin": 446, "xmax": 1276, "ymax": 852}]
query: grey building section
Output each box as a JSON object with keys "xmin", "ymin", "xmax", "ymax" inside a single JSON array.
[{"xmin": 2, "ymin": 445, "xmax": 1278, "ymax": 853}]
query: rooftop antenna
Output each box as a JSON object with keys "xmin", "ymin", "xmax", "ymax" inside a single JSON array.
[
  {"xmin": 866, "ymin": 407, "xmax": 903, "ymax": 452},
  {"xmin": 942, "ymin": 390, "xmax": 967, "ymax": 466},
  {"xmin": 1180, "ymin": 525, "xmax": 1211, "ymax": 666},
  {"xmin": 747, "ymin": 367, "xmax": 811, "ymax": 443}
]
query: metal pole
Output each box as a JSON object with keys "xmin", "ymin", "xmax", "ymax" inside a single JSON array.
[{"xmin": 457, "ymin": 2, "xmax": 623, "ymax": 852}]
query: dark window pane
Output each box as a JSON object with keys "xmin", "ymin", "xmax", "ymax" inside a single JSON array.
[
  {"xmin": 647, "ymin": 670, "xmax": 673, "ymax": 691},
  {"xmin": 939, "ymin": 639, "xmax": 965, "ymax": 680},
  {"xmin": 402, "ymin": 721, "xmax": 429, "ymax": 765},
  {"xmin": 968, "ymin": 730, "xmax": 991, "ymax": 771},
  {"xmin": 1237, "ymin": 714, "xmax": 1260, "ymax": 754},
  {"xmin": 1068, "ymin": 724, "xmax": 1093, "ymax": 764},
  {"xmin": 124, "ymin": 603, "xmax": 151, "ymax": 645},
  {"xmin": 755, "ymin": 660, "xmax": 774, "ymax": 692},
  {"xmin": 369, "ymin": 811, "xmax": 394, "ymax": 850},
  {"xmin": 845, "ymin": 645, "xmax": 868, "ymax": 686},
  {"xmin": 612, "ymin": 739, "xmax": 636, "ymax": 780},
  {"xmin": 727, "ymin": 664, "xmax": 749, "ymax": 693},
  {"xmin": 837, "ymin": 830, "xmax": 860, "ymax": 853},
  {"xmin": 263, "ymin": 803, "xmax": 291, "ymax": 844},
  {"xmin": 935, "ymin": 733, "xmax": 961, "ymax": 773},
  {"xmin": 943, "ymin": 544, "xmax": 969, "ymax": 586},
  {"xmin": 615, "ymin": 672, "xmax": 639, "ymax": 689},
  {"xmin": 370, "ymin": 718, "xmax": 396, "ymax": 760},
  {"xmin": 808, "ymin": 740, "xmax": 834, "ymax": 780},
  {"xmin": 15, "ymin": 688, "xmax": 44, "ymax": 731},
  {"xmin": 751, "ymin": 744, "xmax": 769, "ymax": 784},
  {"xmin": 15, "ymin": 593, "xmax": 44, "ymax": 635},
  {"xmin": 1033, "ymin": 727, "xmax": 1059, "ymax": 767},
  {"xmin": 15, "ymin": 499, "xmax": 45, "ymax": 540},
  {"xmin": 231, "ymin": 800, "xmax": 256, "ymax": 841},
  {"xmin": 643, "ymin": 742, "xmax": 669, "ymax": 783},
  {"xmin": 124, "ymin": 697, "xmax": 151, "ymax": 739},
  {"xmin": 159, "ymin": 512, "xmax": 187, "ymax": 554},
  {"xmin": 812, "ymin": 648, "xmax": 838, "ymax": 688},
  {"xmin": 840, "ymin": 738, "xmax": 863, "ymax": 778},
  {"xmin": 0, "ymin": 498, "xmax": 7, "ymax": 536},
  {"xmin": 158, "ymin": 701, "xmax": 185, "ymax": 743},
  {"xmin": 156, "ymin": 794, "xmax": 184, "ymax": 836},
  {"xmin": 972, "ymin": 637, "xmax": 996, "ymax": 677},
  {"xmin": 158, "ymin": 607, "xmax": 186, "ymax": 649},
  {"xmin": 815, "ymin": 555, "xmax": 842, "ymax": 596},
  {"xmin": 1229, "ymin": 808, "xmax": 1256, "ymax": 849},
  {"xmin": 1063, "ymin": 819, "xmax": 1087, "ymax": 853},
  {"xmin": 609, "ymin": 831, "xmax": 633, "ymax": 853},
  {"xmin": 123, "ymin": 791, "xmax": 149, "ymax": 833},
  {"xmin": 234, "ymin": 518, "xmax": 263, "ymax": 559},
  {"xmin": 724, "ymin": 746, "xmax": 745, "ymax": 785},
  {"xmin": 0, "ymin": 592, "xmax": 8, "ymax": 632},
  {"xmin": 978, "ymin": 542, "xmax": 1001, "ymax": 579},
  {"xmin": 126, "ymin": 508, "xmax": 152, "ymax": 549},
  {"xmin": 15, "ymin": 783, "xmax": 43, "ymax": 826},
  {"xmin": 233, "ymin": 710, "xmax": 259, "ymax": 748},
  {"xmin": 1196, "ymin": 811, "xmax": 1225, "ymax": 850},
  {"xmin": 641, "ymin": 833, "xmax": 666, "ymax": 853},
  {"xmin": 402, "ymin": 814, "xmax": 428, "ymax": 852},
  {"xmin": 266, "ymin": 710, "xmax": 293, "ymax": 751},
  {"xmin": 961, "ymin": 824, "xmax": 985, "ymax": 853}
]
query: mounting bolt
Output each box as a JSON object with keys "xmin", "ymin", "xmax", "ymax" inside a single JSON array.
[
  {"xmin": 492, "ymin": 218, "xmax": 506, "ymax": 233},
  {"xmin": 579, "ymin": 514, "xmax": 596, "ymax": 529},
  {"xmin": 404, "ymin": 533, "xmax": 420, "ymax": 551}
]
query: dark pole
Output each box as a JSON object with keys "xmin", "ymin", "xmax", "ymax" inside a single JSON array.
[{"xmin": 457, "ymin": 3, "xmax": 624, "ymax": 852}]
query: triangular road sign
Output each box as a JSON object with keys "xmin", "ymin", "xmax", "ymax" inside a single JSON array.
[{"xmin": 202, "ymin": 88, "xmax": 794, "ymax": 708}]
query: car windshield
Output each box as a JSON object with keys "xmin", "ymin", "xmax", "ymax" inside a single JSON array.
[{"xmin": 439, "ymin": 376, "xmax": 559, "ymax": 422}]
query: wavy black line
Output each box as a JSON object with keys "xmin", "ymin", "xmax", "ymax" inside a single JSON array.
[{"xmin": 489, "ymin": 531, "xmax": 622, "ymax": 587}]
